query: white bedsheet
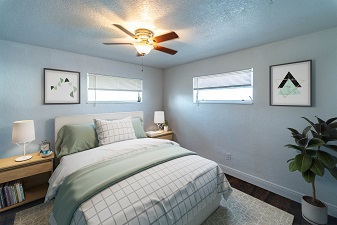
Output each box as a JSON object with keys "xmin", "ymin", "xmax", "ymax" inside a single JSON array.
[{"xmin": 48, "ymin": 139, "xmax": 232, "ymax": 225}]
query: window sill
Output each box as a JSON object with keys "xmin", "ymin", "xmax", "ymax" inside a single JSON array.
[
  {"xmin": 194, "ymin": 100, "xmax": 253, "ymax": 104},
  {"xmin": 87, "ymin": 101, "xmax": 142, "ymax": 104}
]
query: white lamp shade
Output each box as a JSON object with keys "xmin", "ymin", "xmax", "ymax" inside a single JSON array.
[
  {"xmin": 12, "ymin": 120, "xmax": 35, "ymax": 143},
  {"xmin": 154, "ymin": 111, "xmax": 165, "ymax": 123}
]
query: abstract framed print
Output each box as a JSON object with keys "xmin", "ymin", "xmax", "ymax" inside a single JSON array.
[
  {"xmin": 270, "ymin": 60, "xmax": 311, "ymax": 106},
  {"xmin": 44, "ymin": 68, "xmax": 80, "ymax": 104}
]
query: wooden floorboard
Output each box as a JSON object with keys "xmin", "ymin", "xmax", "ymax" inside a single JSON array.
[{"xmin": 1, "ymin": 175, "xmax": 336, "ymax": 225}]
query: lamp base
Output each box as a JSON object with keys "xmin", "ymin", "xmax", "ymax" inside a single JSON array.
[{"xmin": 15, "ymin": 155, "xmax": 32, "ymax": 162}]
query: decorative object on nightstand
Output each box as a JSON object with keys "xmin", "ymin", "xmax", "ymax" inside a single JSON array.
[
  {"xmin": 146, "ymin": 130, "xmax": 173, "ymax": 140},
  {"xmin": 39, "ymin": 140, "xmax": 53, "ymax": 157},
  {"xmin": 163, "ymin": 121, "xmax": 169, "ymax": 132},
  {"xmin": 12, "ymin": 120, "xmax": 35, "ymax": 162},
  {"xmin": 154, "ymin": 111, "xmax": 165, "ymax": 130}
]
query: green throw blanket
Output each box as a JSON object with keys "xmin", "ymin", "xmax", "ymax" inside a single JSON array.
[{"xmin": 52, "ymin": 144, "xmax": 197, "ymax": 225}]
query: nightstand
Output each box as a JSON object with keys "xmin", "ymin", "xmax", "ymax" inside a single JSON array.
[
  {"xmin": 0, "ymin": 152, "xmax": 54, "ymax": 212},
  {"xmin": 146, "ymin": 130, "xmax": 173, "ymax": 140}
]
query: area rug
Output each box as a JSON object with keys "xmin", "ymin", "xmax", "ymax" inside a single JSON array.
[
  {"xmin": 14, "ymin": 188, "xmax": 294, "ymax": 225},
  {"xmin": 202, "ymin": 188, "xmax": 294, "ymax": 225}
]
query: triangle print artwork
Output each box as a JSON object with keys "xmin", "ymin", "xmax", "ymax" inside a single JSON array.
[
  {"xmin": 276, "ymin": 72, "xmax": 303, "ymax": 98},
  {"xmin": 51, "ymin": 77, "xmax": 77, "ymax": 98},
  {"xmin": 278, "ymin": 79, "xmax": 301, "ymax": 97}
]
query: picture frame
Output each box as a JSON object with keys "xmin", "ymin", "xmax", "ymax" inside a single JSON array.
[
  {"xmin": 44, "ymin": 68, "xmax": 80, "ymax": 104},
  {"xmin": 270, "ymin": 60, "xmax": 312, "ymax": 106}
]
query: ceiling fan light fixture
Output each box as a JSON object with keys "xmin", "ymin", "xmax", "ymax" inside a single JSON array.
[
  {"xmin": 105, "ymin": 24, "xmax": 179, "ymax": 56},
  {"xmin": 134, "ymin": 42, "xmax": 153, "ymax": 55}
]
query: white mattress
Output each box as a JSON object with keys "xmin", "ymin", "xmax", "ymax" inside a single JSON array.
[{"xmin": 47, "ymin": 139, "xmax": 232, "ymax": 225}]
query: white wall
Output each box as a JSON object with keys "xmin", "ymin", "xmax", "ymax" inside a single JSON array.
[
  {"xmin": 0, "ymin": 40, "xmax": 163, "ymax": 158},
  {"xmin": 163, "ymin": 27, "xmax": 337, "ymax": 217}
]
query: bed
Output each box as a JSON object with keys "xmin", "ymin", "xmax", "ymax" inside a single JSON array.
[{"xmin": 47, "ymin": 111, "xmax": 232, "ymax": 225}]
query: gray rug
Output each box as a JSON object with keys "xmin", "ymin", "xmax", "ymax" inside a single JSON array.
[
  {"xmin": 14, "ymin": 188, "xmax": 294, "ymax": 225},
  {"xmin": 202, "ymin": 189, "xmax": 294, "ymax": 225}
]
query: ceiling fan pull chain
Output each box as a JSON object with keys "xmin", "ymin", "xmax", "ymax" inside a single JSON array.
[{"xmin": 142, "ymin": 56, "xmax": 144, "ymax": 72}]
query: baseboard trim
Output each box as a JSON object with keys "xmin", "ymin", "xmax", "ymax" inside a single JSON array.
[{"xmin": 219, "ymin": 163, "xmax": 337, "ymax": 218}]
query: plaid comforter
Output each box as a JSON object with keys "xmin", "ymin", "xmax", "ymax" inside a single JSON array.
[
  {"xmin": 68, "ymin": 155, "xmax": 231, "ymax": 225},
  {"xmin": 48, "ymin": 139, "xmax": 232, "ymax": 225}
]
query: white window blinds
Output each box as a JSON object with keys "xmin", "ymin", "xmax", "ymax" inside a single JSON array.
[
  {"xmin": 87, "ymin": 74, "xmax": 143, "ymax": 103},
  {"xmin": 88, "ymin": 74, "xmax": 142, "ymax": 91},
  {"xmin": 193, "ymin": 69, "xmax": 253, "ymax": 90},
  {"xmin": 193, "ymin": 68, "xmax": 253, "ymax": 104}
]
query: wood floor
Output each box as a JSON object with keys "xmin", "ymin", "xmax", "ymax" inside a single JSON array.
[{"xmin": 1, "ymin": 175, "xmax": 336, "ymax": 225}]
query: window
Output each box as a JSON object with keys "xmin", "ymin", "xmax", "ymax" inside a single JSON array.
[
  {"xmin": 193, "ymin": 68, "xmax": 253, "ymax": 104},
  {"xmin": 87, "ymin": 74, "xmax": 143, "ymax": 103}
]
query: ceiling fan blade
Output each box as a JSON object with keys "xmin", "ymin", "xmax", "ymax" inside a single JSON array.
[
  {"xmin": 153, "ymin": 32, "xmax": 178, "ymax": 43},
  {"xmin": 103, "ymin": 43, "xmax": 133, "ymax": 45},
  {"xmin": 113, "ymin": 24, "xmax": 135, "ymax": 38},
  {"xmin": 154, "ymin": 45, "xmax": 178, "ymax": 55}
]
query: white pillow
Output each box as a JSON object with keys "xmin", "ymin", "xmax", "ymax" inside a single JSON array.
[{"xmin": 94, "ymin": 117, "xmax": 136, "ymax": 146}]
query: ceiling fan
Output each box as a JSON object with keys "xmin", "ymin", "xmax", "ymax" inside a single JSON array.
[{"xmin": 103, "ymin": 24, "xmax": 179, "ymax": 56}]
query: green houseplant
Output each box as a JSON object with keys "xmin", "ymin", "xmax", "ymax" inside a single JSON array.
[
  {"xmin": 285, "ymin": 116, "xmax": 337, "ymax": 224},
  {"xmin": 163, "ymin": 121, "xmax": 169, "ymax": 132}
]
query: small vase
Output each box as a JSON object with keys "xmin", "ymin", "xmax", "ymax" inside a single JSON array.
[
  {"xmin": 302, "ymin": 196, "xmax": 328, "ymax": 225},
  {"xmin": 164, "ymin": 126, "xmax": 168, "ymax": 132}
]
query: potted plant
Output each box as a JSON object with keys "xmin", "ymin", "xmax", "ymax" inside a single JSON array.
[
  {"xmin": 163, "ymin": 121, "xmax": 169, "ymax": 132},
  {"xmin": 285, "ymin": 116, "xmax": 337, "ymax": 224}
]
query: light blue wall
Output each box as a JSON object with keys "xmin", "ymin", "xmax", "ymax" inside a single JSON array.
[
  {"xmin": 0, "ymin": 40, "xmax": 163, "ymax": 158},
  {"xmin": 163, "ymin": 27, "xmax": 337, "ymax": 216},
  {"xmin": 1, "ymin": 27, "xmax": 337, "ymax": 215}
]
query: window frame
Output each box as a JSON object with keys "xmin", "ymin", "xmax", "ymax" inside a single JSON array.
[
  {"xmin": 193, "ymin": 68, "xmax": 253, "ymax": 104},
  {"xmin": 87, "ymin": 73, "xmax": 143, "ymax": 104}
]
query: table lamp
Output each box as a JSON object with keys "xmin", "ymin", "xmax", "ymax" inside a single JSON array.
[
  {"xmin": 12, "ymin": 120, "xmax": 35, "ymax": 162},
  {"xmin": 154, "ymin": 111, "xmax": 165, "ymax": 130}
]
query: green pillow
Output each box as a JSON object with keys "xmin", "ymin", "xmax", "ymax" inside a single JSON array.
[
  {"xmin": 55, "ymin": 123, "xmax": 98, "ymax": 158},
  {"xmin": 132, "ymin": 118, "xmax": 147, "ymax": 138}
]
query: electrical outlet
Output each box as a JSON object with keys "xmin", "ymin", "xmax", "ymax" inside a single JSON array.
[{"xmin": 226, "ymin": 153, "xmax": 231, "ymax": 160}]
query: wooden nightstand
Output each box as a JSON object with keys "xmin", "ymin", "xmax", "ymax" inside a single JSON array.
[
  {"xmin": 146, "ymin": 130, "xmax": 173, "ymax": 140},
  {"xmin": 0, "ymin": 152, "xmax": 54, "ymax": 212}
]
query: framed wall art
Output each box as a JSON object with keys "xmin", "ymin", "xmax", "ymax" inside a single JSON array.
[
  {"xmin": 44, "ymin": 68, "xmax": 80, "ymax": 104},
  {"xmin": 270, "ymin": 60, "xmax": 312, "ymax": 106}
]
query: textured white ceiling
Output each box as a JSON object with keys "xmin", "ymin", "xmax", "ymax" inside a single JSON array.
[{"xmin": 1, "ymin": 0, "xmax": 337, "ymax": 69}]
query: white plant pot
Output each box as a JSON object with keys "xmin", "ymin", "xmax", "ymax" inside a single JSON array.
[
  {"xmin": 302, "ymin": 196, "xmax": 328, "ymax": 225},
  {"xmin": 164, "ymin": 126, "xmax": 168, "ymax": 132}
]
